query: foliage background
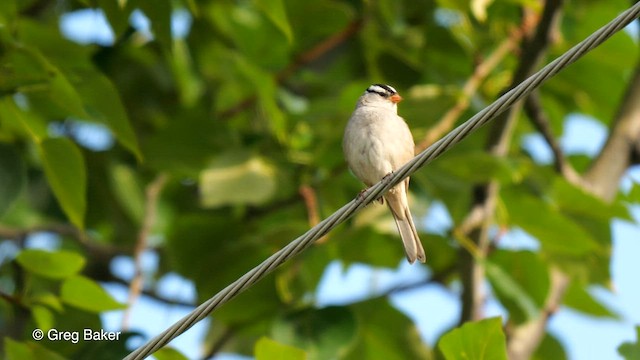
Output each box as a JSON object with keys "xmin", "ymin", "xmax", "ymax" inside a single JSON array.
[{"xmin": 1, "ymin": 0, "xmax": 639, "ymax": 359}]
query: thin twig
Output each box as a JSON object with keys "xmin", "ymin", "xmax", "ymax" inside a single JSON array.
[
  {"xmin": 122, "ymin": 173, "xmax": 169, "ymax": 330},
  {"xmin": 299, "ymin": 185, "xmax": 320, "ymax": 227},
  {"xmin": 0, "ymin": 223, "xmax": 127, "ymax": 256},
  {"xmin": 380, "ymin": 263, "xmax": 458, "ymax": 298},
  {"xmin": 299, "ymin": 185, "xmax": 330, "ymax": 244},
  {"xmin": 108, "ymin": 275, "xmax": 194, "ymax": 307},
  {"xmin": 524, "ymin": 90, "xmax": 581, "ymax": 183},
  {"xmin": 507, "ymin": 269, "xmax": 570, "ymax": 360},
  {"xmin": 201, "ymin": 327, "xmax": 236, "ymax": 360}
]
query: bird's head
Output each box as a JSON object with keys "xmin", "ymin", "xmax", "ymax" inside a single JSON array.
[{"xmin": 358, "ymin": 84, "xmax": 402, "ymax": 110}]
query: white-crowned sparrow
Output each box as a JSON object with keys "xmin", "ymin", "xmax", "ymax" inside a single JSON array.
[{"xmin": 343, "ymin": 84, "xmax": 426, "ymax": 264}]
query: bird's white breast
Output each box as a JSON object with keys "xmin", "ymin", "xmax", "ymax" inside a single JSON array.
[{"xmin": 343, "ymin": 106, "xmax": 415, "ymax": 186}]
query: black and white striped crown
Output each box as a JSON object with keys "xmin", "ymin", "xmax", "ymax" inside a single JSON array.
[{"xmin": 366, "ymin": 84, "xmax": 398, "ymax": 98}]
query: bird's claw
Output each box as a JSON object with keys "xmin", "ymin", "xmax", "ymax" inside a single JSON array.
[{"xmin": 357, "ymin": 188, "xmax": 384, "ymax": 204}]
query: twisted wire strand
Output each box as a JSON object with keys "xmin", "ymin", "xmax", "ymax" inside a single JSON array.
[{"xmin": 125, "ymin": 3, "xmax": 640, "ymax": 359}]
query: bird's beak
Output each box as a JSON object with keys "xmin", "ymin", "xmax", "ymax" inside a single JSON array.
[{"xmin": 390, "ymin": 94, "xmax": 403, "ymax": 103}]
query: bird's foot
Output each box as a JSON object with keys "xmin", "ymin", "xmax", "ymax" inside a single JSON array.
[{"xmin": 357, "ymin": 188, "xmax": 384, "ymax": 204}]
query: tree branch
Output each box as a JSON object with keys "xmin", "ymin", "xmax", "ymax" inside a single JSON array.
[
  {"xmin": 507, "ymin": 268, "xmax": 570, "ymax": 360},
  {"xmin": 584, "ymin": 61, "xmax": 640, "ymax": 201},
  {"xmin": 0, "ymin": 223, "xmax": 127, "ymax": 259},
  {"xmin": 122, "ymin": 173, "xmax": 169, "ymax": 330},
  {"xmin": 524, "ymin": 90, "xmax": 581, "ymax": 183},
  {"xmin": 107, "ymin": 275, "xmax": 194, "ymax": 308},
  {"xmin": 459, "ymin": 0, "xmax": 564, "ymax": 324},
  {"xmin": 299, "ymin": 184, "xmax": 331, "ymax": 244}
]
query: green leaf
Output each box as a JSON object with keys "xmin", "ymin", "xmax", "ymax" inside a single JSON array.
[
  {"xmin": 61, "ymin": 275, "xmax": 125, "ymax": 312},
  {"xmin": 485, "ymin": 262, "xmax": 539, "ymax": 324},
  {"xmin": 436, "ymin": 152, "xmax": 514, "ymax": 184},
  {"xmin": 166, "ymin": 213, "xmax": 273, "ymax": 303},
  {"xmin": 234, "ymin": 55, "xmax": 288, "ymax": 141},
  {"xmin": 154, "ymin": 347, "xmax": 190, "ymax": 360},
  {"xmin": 43, "ymin": 65, "xmax": 89, "ymax": 118},
  {"xmin": 487, "ymin": 250, "xmax": 549, "ymax": 324},
  {"xmin": 618, "ymin": 326, "xmax": 640, "ymax": 360},
  {"xmin": 37, "ymin": 137, "xmax": 86, "ymax": 229},
  {"xmin": 333, "ymin": 225, "xmax": 406, "ymax": 268},
  {"xmin": 531, "ymin": 333, "xmax": 568, "ymax": 360},
  {"xmin": 31, "ymin": 292, "xmax": 64, "ymax": 312},
  {"xmin": 0, "ymin": 97, "xmax": 48, "ymax": 141},
  {"xmin": 438, "ymin": 317, "xmax": 508, "ymax": 360},
  {"xmin": 563, "ymin": 281, "xmax": 617, "ymax": 318},
  {"xmin": 346, "ymin": 298, "xmax": 430, "ymax": 359},
  {"xmin": 12, "ymin": 19, "xmax": 141, "ymax": 159},
  {"xmin": 625, "ymin": 181, "xmax": 640, "ymax": 203},
  {"xmin": 551, "ymin": 178, "xmax": 630, "ymax": 221},
  {"xmin": 0, "ymin": 143, "xmax": 25, "ymax": 216},
  {"xmin": 502, "ymin": 187, "xmax": 599, "ymax": 257},
  {"xmin": 16, "ymin": 249, "xmax": 85, "ymax": 279},
  {"xmin": 271, "ymin": 307, "xmax": 356, "ymax": 360},
  {"xmin": 546, "ymin": 1, "xmax": 637, "ymax": 123},
  {"xmin": 171, "ymin": 38, "xmax": 205, "ymax": 106},
  {"xmin": 139, "ymin": 0, "xmax": 173, "ymax": 51},
  {"xmin": 109, "ymin": 163, "xmax": 145, "ymax": 223},
  {"xmin": 4, "ymin": 338, "xmax": 66, "ymax": 360},
  {"xmin": 285, "ymin": 0, "xmax": 354, "ymax": 51},
  {"xmin": 32, "ymin": 305, "xmax": 54, "ymax": 331},
  {"xmin": 255, "ymin": 0, "xmax": 293, "ymax": 43},
  {"xmin": 199, "ymin": 151, "xmax": 277, "ymax": 207},
  {"xmin": 470, "ymin": 0, "xmax": 493, "ymax": 22},
  {"xmin": 9, "ymin": 46, "xmax": 88, "ymax": 120},
  {"xmin": 73, "ymin": 72, "xmax": 142, "ymax": 160},
  {"xmin": 207, "ymin": 3, "xmax": 290, "ymax": 71},
  {"xmin": 255, "ymin": 337, "xmax": 306, "ymax": 360},
  {"xmin": 10, "ymin": 43, "xmax": 88, "ymax": 120},
  {"xmin": 98, "ymin": 0, "xmax": 135, "ymax": 39},
  {"xmin": 0, "ymin": 0, "xmax": 16, "ymax": 24}
]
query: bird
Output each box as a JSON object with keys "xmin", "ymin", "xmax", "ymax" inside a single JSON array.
[{"xmin": 343, "ymin": 84, "xmax": 426, "ymax": 264}]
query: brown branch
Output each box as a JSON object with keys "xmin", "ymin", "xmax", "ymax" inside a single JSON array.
[
  {"xmin": 299, "ymin": 184, "xmax": 331, "ymax": 244},
  {"xmin": 0, "ymin": 223, "xmax": 127, "ymax": 258},
  {"xmin": 524, "ymin": 90, "xmax": 581, "ymax": 184},
  {"xmin": 0, "ymin": 223, "xmax": 85, "ymax": 242},
  {"xmin": 381, "ymin": 263, "xmax": 457, "ymax": 298},
  {"xmin": 459, "ymin": 0, "xmax": 564, "ymax": 324},
  {"xmin": 218, "ymin": 19, "xmax": 363, "ymax": 120},
  {"xmin": 584, "ymin": 62, "xmax": 640, "ymax": 201},
  {"xmin": 276, "ymin": 19, "xmax": 363, "ymax": 83},
  {"xmin": 122, "ymin": 173, "xmax": 169, "ymax": 330},
  {"xmin": 107, "ymin": 275, "xmax": 194, "ymax": 308},
  {"xmin": 201, "ymin": 327, "xmax": 236, "ymax": 360},
  {"xmin": 299, "ymin": 185, "xmax": 320, "ymax": 227},
  {"xmin": 507, "ymin": 268, "xmax": 570, "ymax": 360},
  {"xmin": 0, "ymin": 290, "xmax": 25, "ymax": 308}
]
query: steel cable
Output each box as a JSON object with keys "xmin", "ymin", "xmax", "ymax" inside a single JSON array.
[{"xmin": 125, "ymin": 3, "xmax": 640, "ymax": 359}]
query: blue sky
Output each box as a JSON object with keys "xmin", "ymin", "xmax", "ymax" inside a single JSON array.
[{"xmin": 46, "ymin": 8, "xmax": 640, "ymax": 360}]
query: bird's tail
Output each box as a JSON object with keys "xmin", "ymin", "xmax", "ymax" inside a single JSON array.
[{"xmin": 385, "ymin": 184, "xmax": 426, "ymax": 264}]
